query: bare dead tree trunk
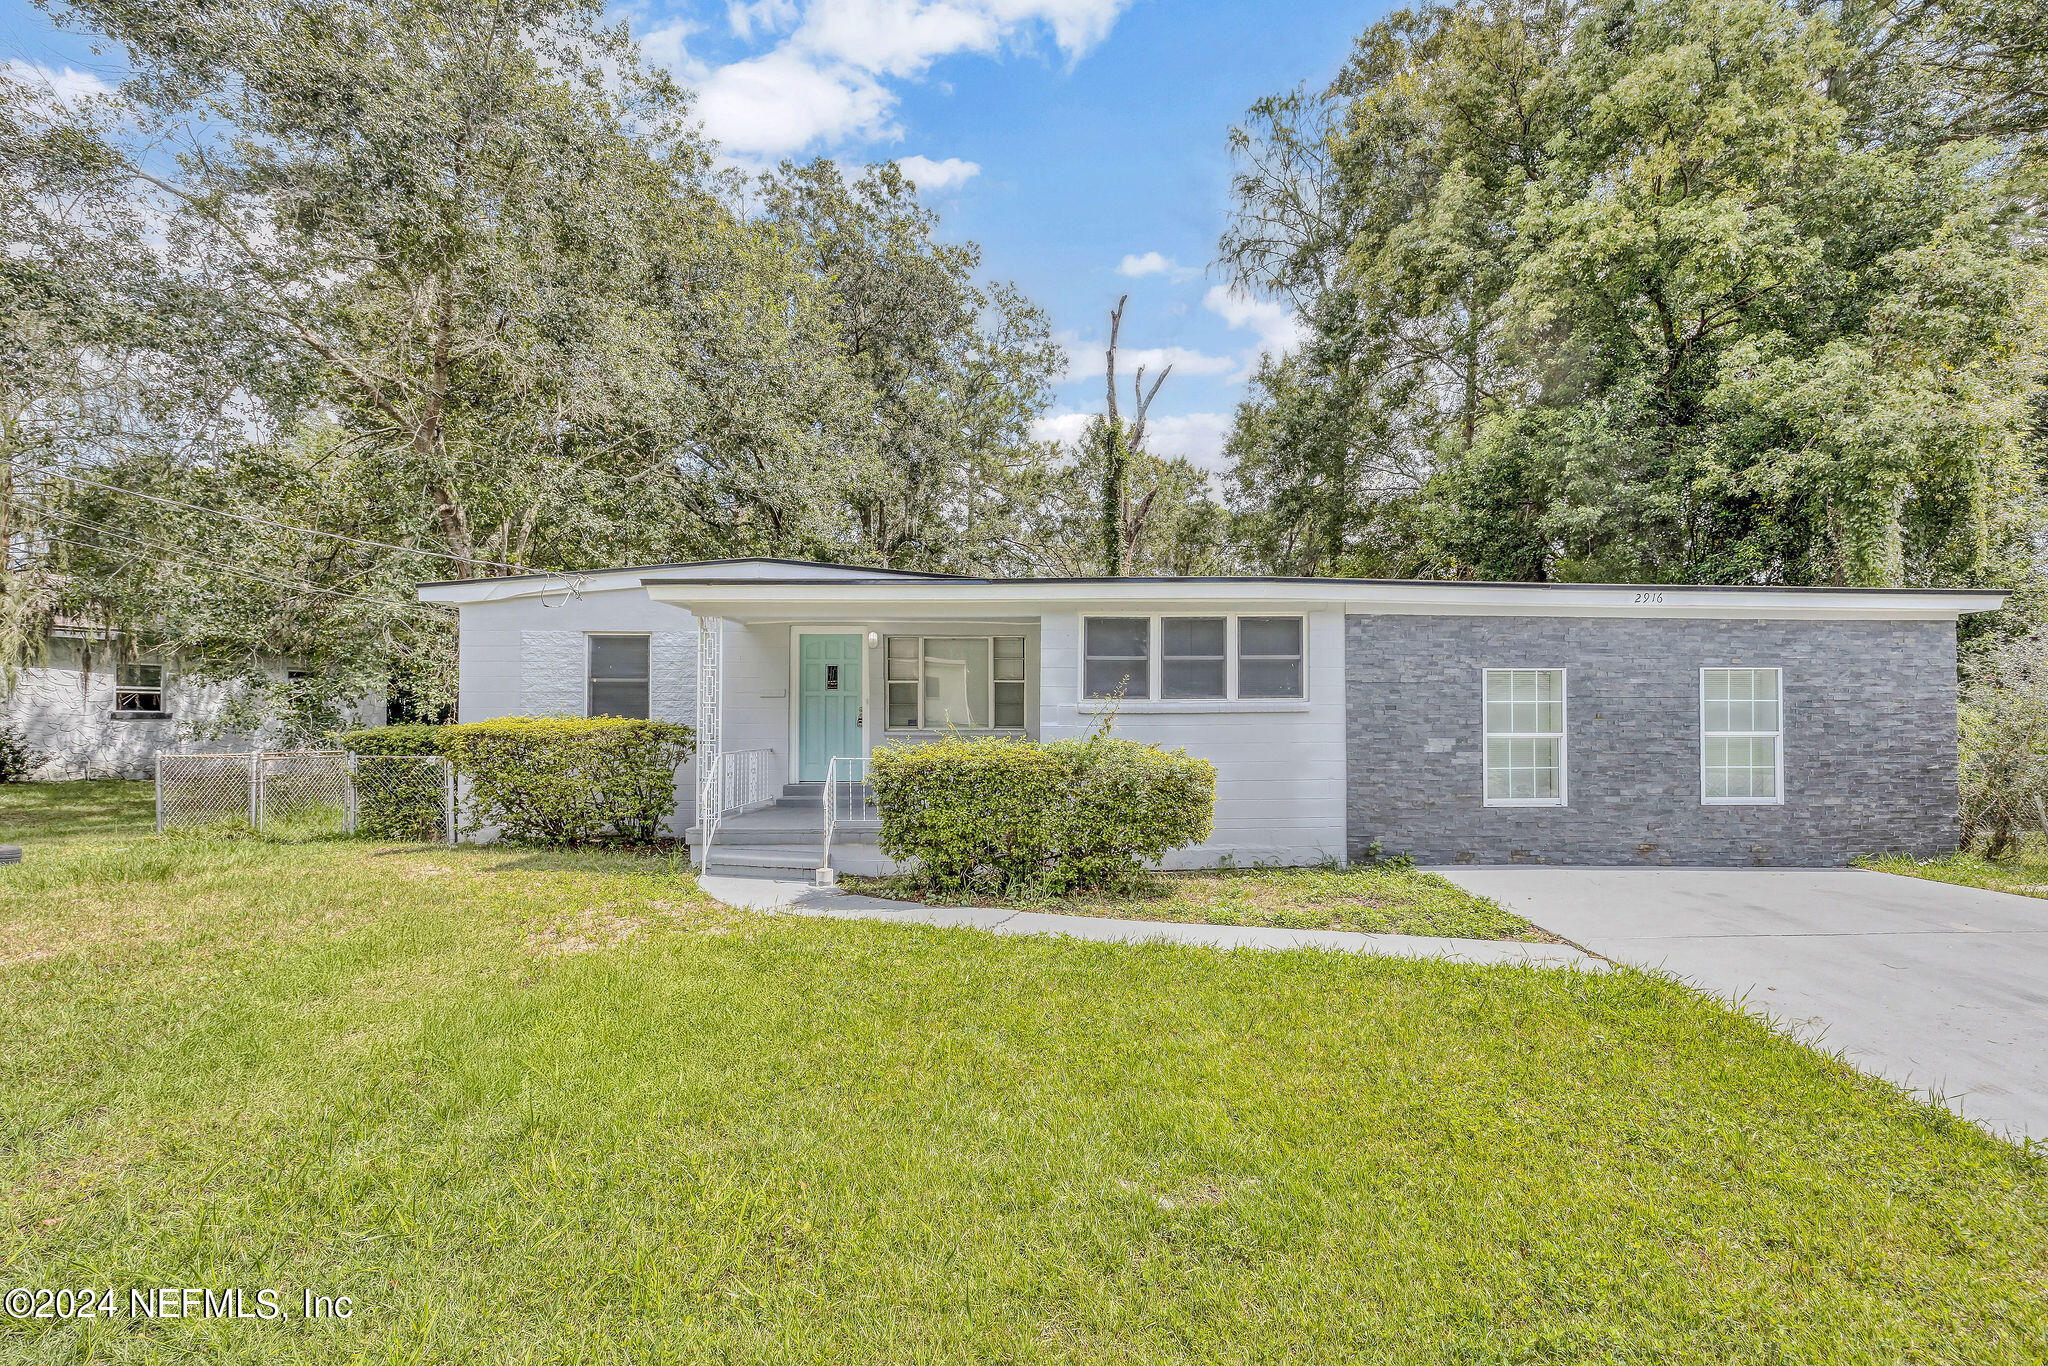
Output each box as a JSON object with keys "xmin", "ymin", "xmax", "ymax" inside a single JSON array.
[{"xmin": 1099, "ymin": 296, "xmax": 1173, "ymax": 576}]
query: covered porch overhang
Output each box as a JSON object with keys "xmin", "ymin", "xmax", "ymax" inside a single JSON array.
[{"xmin": 653, "ymin": 581, "xmax": 1047, "ymax": 849}]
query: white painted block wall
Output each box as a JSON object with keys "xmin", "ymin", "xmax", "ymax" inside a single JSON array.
[
  {"xmin": 2, "ymin": 639, "xmax": 378, "ymax": 779},
  {"xmin": 1037, "ymin": 606, "xmax": 1348, "ymax": 867},
  {"xmin": 454, "ymin": 588, "xmax": 711, "ymax": 830}
]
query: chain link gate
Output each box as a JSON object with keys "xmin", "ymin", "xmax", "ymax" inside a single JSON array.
[
  {"xmin": 156, "ymin": 750, "xmax": 456, "ymax": 844},
  {"xmin": 348, "ymin": 754, "xmax": 457, "ymax": 843}
]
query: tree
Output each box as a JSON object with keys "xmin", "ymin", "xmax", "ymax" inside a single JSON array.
[
  {"xmin": 1014, "ymin": 417, "xmax": 1237, "ymax": 577},
  {"xmin": 1219, "ymin": 0, "xmax": 2048, "ymax": 589},
  {"xmin": 1090, "ymin": 295, "xmax": 1177, "ymax": 576},
  {"xmin": 10, "ymin": 0, "xmax": 1067, "ymax": 727},
  {"xmin": 1959, "ymin": 629, "xmax": 2048, "ymax": 857},
  {"xmin": 755, "ymin": 159, "xmax": 1064, "ymax": 572}
]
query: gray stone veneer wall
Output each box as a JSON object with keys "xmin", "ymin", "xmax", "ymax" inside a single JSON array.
[{"xmin": 1345, "ymin": 615, "xmax": 1959, "ymax": 866}]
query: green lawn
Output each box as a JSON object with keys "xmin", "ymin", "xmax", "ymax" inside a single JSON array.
[
  {"xmin": 849, "ymin": 863, "xmax": 1555, "ymax": 941},
  {"xmin": 3, "ymin": 782, "xmax": 2045, "ymax": 1362},
  {"xmin": 1863, "ymin": 842, "xmax": 2048, "ymax": 901}
]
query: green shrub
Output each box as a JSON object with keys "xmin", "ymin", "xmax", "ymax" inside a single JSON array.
[
  {"xmin": 0, "ymin": 722, "xmax": 44, "ymax": 782},
  {"xmin": 338, "ymin": 723, "xmax": 448, "ymax": 756},
  {"xmin": 337, "ymin": 725, "xmax": 451, "ymax": 840},
  {"xmin": 440, "ymin": 717, "xmax": 695, "ymax": 846},
  {"xmin": 870, "ymin": 735, "xmax": 1215, "ymax": 894}
]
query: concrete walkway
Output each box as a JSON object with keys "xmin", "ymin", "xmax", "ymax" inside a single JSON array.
[
  {"xmin": 1440, "ymin": 866, "xmax": 2048, "ymax": 1143},
  {"xmin": 697, "ymin": 873, "xmax": 1604, "ymax": 970}
]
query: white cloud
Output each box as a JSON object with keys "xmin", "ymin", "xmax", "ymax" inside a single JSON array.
[
  {"xmin": 728, "ymin": 0, "xmax": 801, "ymax": 41},
  {"xmin": 2, "ymin": 60, "xmax": 117, "ymax": 109},
  {"xmin": 636, "ymin": 19, "xmax": 702, "ymax": 75},
  {"xmin": 695, "ymin": 50, "xmax": 900, "ymax": 154},
  {"xmin": 895, "ymin": 154, "xmax": 980, "ymax": 190},
  {"xmin": 1030, "ymin": 411, "xmax": 1094, "ymax": 447},
  {"xmin": 1204, "ymin": 284, "xmax": 1305, "ymax": 364},
  {"xmin": 1056, "ymin": 330, "xmax": 1236, "ymax": 384},
  {"xmin": 639, "ymin": 0, "xmax": 1135, "ymax": 156},
  {"xmin": 1030, "ymin": 410, "xmax": 1234, "ymax": 475},
  {"xmin": 1116, "ymin": 250, "xmax": 1196, "ymax": 282},
  {"xmin": 1144, "ymin": 412, "xmax": 1234, "ymax": 473}
]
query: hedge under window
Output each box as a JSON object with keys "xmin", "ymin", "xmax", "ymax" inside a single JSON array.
[
  {"xmin": 1702, "ymin": 667, "xmax": 1782, "ymax": 803},
  {"xmin": 587, "ymin": 634, "xmax": 650, "ymax": 719},
  {"xmin": 1484, "ymin": 668, "xmax": 1565, "ymax": 805}
]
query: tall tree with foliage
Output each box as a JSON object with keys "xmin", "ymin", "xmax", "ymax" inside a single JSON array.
[
  {"xmin": 9, "ymin": 0, "xmax": 1069, "ymax": 728},
  {"xmin": 756, "ymin": 159, "xmax": 1064, "ymax": 572},
  {"xmin": 1221, "ymin": 0, "xmax": 2048, "ymax": 587}
]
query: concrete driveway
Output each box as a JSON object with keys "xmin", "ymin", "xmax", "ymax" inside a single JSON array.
[{"xmin": 1438, "ymin": 867, "xmax": 2048, "ymax": 1143}]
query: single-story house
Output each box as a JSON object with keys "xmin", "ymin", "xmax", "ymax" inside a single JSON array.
[
  {"xmin": 3, "ymin": 631, "xmax": 383, "ymax": 779},
  {"xmin": 417, "ymin": 558, "xmax": 2004, "ymax": 873}
]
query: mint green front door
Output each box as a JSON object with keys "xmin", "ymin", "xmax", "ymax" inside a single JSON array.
[{"xmin": 798, "ymin": 634, "xmax": 864, "ymax": 782}]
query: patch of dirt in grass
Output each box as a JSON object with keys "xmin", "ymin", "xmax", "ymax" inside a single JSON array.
[
  {"xmin": 524, "ymin": 905, "xmax": 647, "ymax": 955},
  {"xmin": 1117, "ymin": 1175, "xmax": 1260, "ymax": 1211}
]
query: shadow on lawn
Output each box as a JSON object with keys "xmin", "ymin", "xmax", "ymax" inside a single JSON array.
[{"xmin": 0, "ymin": 778, "xmax": 156, "ymax": 843}]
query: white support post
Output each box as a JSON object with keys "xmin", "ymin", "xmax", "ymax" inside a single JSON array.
[
  {"xmin": 346, "ymin": 753, "xmax": 358, "ymax": 836},
  {"xmin": 443, "ymin": 758, "xmax": 457, "ymax": 846},
  {"xmin": 694, "ymin": 616, "xmax": 724, "ymax": 855},
  {"xmin": 249, "ymin": 752, "xmax": 263, "ymax": 834},
  {"xmin": 154, "ymin": 752, "xmax": 163, "ymax": 833}
]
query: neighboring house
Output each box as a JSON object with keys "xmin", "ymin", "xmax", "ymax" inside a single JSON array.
[
  {"xmin": 418, "ymin": 558, "xmax": 2004, "ymax": 871},
  {"xmin": 3, "ymin": 632, "xmax": 380, "ymax": 779}
]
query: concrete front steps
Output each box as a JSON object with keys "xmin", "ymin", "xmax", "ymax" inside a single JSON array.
[{"xmin": 698, "ymin": 782, "xmax": 884, "ymax": 878}]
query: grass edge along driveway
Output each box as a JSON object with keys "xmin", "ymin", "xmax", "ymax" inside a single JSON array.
[{"xmin": 1, "ymin": 781, "xmax": 2044, "ymax": 1362}]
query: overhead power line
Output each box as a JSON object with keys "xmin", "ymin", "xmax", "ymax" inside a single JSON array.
[
  {"xmin": 32, "ymin": 520, "xmax": 415, "ymax": 610},
  {"xmin": 43, "ymin": 469, "xmax": 581, "ymax": 588}
]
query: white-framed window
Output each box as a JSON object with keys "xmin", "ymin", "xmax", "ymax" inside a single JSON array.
[
  {"xmin": 1161, "ymin": 617, "xmax": 1227, "ymax": 699},
  {"xmin": 1483, "ymin": 668, "xmax": 1566, "ymax": 806},
  {"xmin": 885, "ymin": 635, "xmax": 1027, "ymax": 730},
  {"xmin": 1702, "ymin": 667, "xmax": 1783, "ymax": 804},
  {"xmin": 587, "ymin": 634, "xmax": 650, "ymax": 719},
  {"xmin": 1238, "ymin": 616, "xmax": 1305, "ymax": 698},
  {"xmin": 1081, "ymin": 615, "xmax": 1307, "ymax": 702},
  {"xmin": 113, "ymin": 662, "xmax": 165, "ymax": 714}
]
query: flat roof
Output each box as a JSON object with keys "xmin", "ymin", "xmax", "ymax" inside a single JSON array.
[
  {"xmin": 415, "ymin": 556, "xmax": 972, "ymax": 590},
  {"xmin": 638, "ymin": 573, "xmax": 2004, "ymax": 596}
]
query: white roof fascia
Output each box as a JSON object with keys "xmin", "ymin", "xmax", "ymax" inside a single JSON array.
[
  {"xmin": 1346, "ymin": 583, "xmax": 2006, "ymax": 620},
  {"xmin": 417, "ymin": 558, "xmax": 948, "ymax": 606},
  {"xmin": 637, "ymin": 578, "xmax": 2005, "ymax": 622},
  {"xmin": 418, "ymin": 571, "xmax": 650, "ymax": 605}
]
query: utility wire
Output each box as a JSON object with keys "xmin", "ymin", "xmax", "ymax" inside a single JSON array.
[
  {"xmin": 32, "ymin": 522, "xmax": 415, "ymax": 610},
  {"xmin": 42, "ymin": 469, "xmax": 581, "ymax": 588},
  {"xmin": 30, "ymin": 499, "xmax": 404, "ymax": 601}
]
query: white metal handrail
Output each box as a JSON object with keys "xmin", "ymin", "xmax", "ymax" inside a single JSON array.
[
  {"xmin": 696, "ymin": 747, "xmax": 776, "ymax": 870},
  {"xmin": 819, "ymin": 755, "xmax": 876, "ymax": 881}
]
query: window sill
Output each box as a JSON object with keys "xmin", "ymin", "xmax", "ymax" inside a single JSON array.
[
  {"xmin": 1077, "ymin": 699, "xmax": 1310, "ymax": 714},
  {"xmin": 883, "ymin": 727, "xmax": 1028, "ymax": 737},
  {"xmin": 109, "ymin": 710, "xmax": 173, "ymax": 721},
  {"xmin": 1484, "ymin": 799, "xmax": 1567, "ymax": 809},
  {"xmin": 1702, "ymin": 798, "xmax": 1784, "ymax": 807}
]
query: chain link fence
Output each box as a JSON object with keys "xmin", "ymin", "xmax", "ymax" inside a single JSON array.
[{"xmin": 156, "ymin": 750, "xmax": 456, "ymax": 844}]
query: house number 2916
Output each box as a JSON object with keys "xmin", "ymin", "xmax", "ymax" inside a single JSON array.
[{"xmin": 1634, "ymin": 591, "xmax": 1664, "ymax": 604}]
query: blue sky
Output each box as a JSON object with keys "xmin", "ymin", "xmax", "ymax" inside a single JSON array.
[{"xmin": 3, "ymin": 0, "xmax": 1378, "ymax": 472}]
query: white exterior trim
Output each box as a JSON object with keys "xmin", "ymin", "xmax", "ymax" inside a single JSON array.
[
  {"xmin": 1481, "ymin": 667, "xmax": 1569, "ymax": 808},
  {"xmin": 1700, "ymin": 665, "xmax": 1787, "ymax": 806},
  {"xmin": 625, "ymin": 576, "xmax": 2003, "ymax": 623},
  {"xmin": 1076, "ymin": 611, "xmax": 1309, "ymax": 707}
]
